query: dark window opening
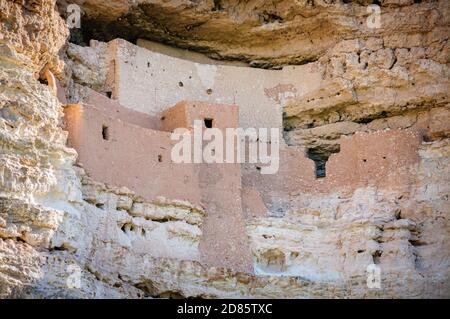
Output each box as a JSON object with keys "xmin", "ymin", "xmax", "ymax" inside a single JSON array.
[
  {"xmin": 259, "ymin": 11, "xmax": 283, "ymax": 24},
  {"xmin": 355, "ymin": 111, "xmax": 389, "ymax": 124},
  {"xmin": 307, "ymin": 145, "xmax": 340, "ymax": 178},
  {"xmin": 204, "ymin": 118, "xmax": 213, "ymax": 128},
  {"xmin": 102, "ymin": 125, "xmax": 109, "ymax": 140},
  {"xmin": 212, "ymin": 0, "xmax": 223, "ymax": 11},
  {"xmin": 372, "ymin": 250, "xmax": 382, "ymax": 264}
]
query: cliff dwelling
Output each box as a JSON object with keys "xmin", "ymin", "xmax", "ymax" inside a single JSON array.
[{"xmin": 0, "ymin": 0, "xmax": 449, "ymax": 300}]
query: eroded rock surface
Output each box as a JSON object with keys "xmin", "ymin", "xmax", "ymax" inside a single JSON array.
[
  {"xmin": 57, "ymin": 0, "xmax": 449, "ymax": 68},
  {"xmin": 0, "ymin": 0, "xmax": 68, "ymax": 74}
]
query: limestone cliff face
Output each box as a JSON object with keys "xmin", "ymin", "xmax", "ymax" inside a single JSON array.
[
  {"xmin": 283, "ymin": 35, "xmax": 449, "ymax": 152},
  {"xmin": 58, "ymin": 0, "xmax": 448, "ymax": 68},
  {"xmin": 0, "ymin": 0, "xmax": 68, "ymax": 74},
  {"xmin": 0, "ymin": 0, "xmax": 449, "ymax": 298}
]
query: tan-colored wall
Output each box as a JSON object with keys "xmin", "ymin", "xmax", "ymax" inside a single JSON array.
[
  {"xmin": 64, "ymin": 94, "xmax": 252, "ymax": 273},
  {"xmin": 159, "ymin": 101, "xmax": 252, "ymax": 271},
  {"xmin": 80, "ymin": 87, "xmax": 161, "ymax": 130},
  {"xmin": 242, "ymin": 129, "xmax": 421, "ymax": 213},
  {"xmin": 107, "ymin": 39, "xmax": 322, "ymax": 135},
  {"xmin": 161, "ymin": 100, "xmax": 239, "ymax": 131},
  {"xmin": 64, "ymin": 103, "xmax": 202, "ymax": 205}
]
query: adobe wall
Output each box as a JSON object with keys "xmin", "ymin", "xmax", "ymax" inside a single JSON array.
[
  {"xmin": 78, "ymin": 86, "xmax": 162, "ymax": 130},
  {"xmin": 107, "ymin": 39, "xmax": 323, "ymax": 133},
  {"xmin": 64, "ymin": 99, "xmax": 202, "ymax": 206},
  {"xmin": 161, "ymin": 100, "xmax": 239, "ymax": 131},
  {"xmin": 64, "ymin": 95, "xmax": 252, "ymax": 273},
  {"xmin": 242, "ymin": 129, "xmax": 421, "ymax": 214},
  {"xmin": 161, "ymin": 102, "xmax": 251, "ymax": 272}
]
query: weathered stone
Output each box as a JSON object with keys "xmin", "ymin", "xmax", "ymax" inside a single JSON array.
[{"xmin": 0, "ymin": 0, "xmax": 68, "ymax": 74}]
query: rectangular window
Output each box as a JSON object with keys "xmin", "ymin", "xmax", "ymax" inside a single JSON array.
[
  {"xmin": 204, "ymin": 118, "xmax": 213, "ymax": 128},
  {"xmin": 102, "ymin": 125, "xmax": 109, "ymax": 140}
]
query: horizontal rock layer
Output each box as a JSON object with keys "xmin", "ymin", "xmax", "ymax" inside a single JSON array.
[{"xmin": 57, "ymin": 0, "xmax": 449, "ymax": 68}]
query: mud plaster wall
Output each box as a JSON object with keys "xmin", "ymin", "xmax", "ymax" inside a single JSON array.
[
  {"xmin": 242, "ymin": 129, "xmax": 421, "ymax": 214},
  {"xmin": 80, "ymin": 86, "xmax": 162, "ymax": 130},
  {"xmin": 64, "ymin": 96, "xmax": 252, "ymax": 273},
  {"xmin": 108, "ymin": 39, "xmax": 322, "ymax": 134},
  {"xmin": 161, "ymin": 100, "xmax": 239, "ymax": 131}
]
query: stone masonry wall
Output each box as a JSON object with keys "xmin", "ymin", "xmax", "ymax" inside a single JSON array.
[{"xmin": 64, "ymin": 94, "xmax": 252, "ymax": 273}]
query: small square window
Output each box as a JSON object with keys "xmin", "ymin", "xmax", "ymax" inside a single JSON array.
[
  {"xmin": 204, "ymin": 118, "xmax": 213, "ymax": 128},
  {"xmin": 102, "ymin": 125, "xmax": 109, "ymax": 140}
]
